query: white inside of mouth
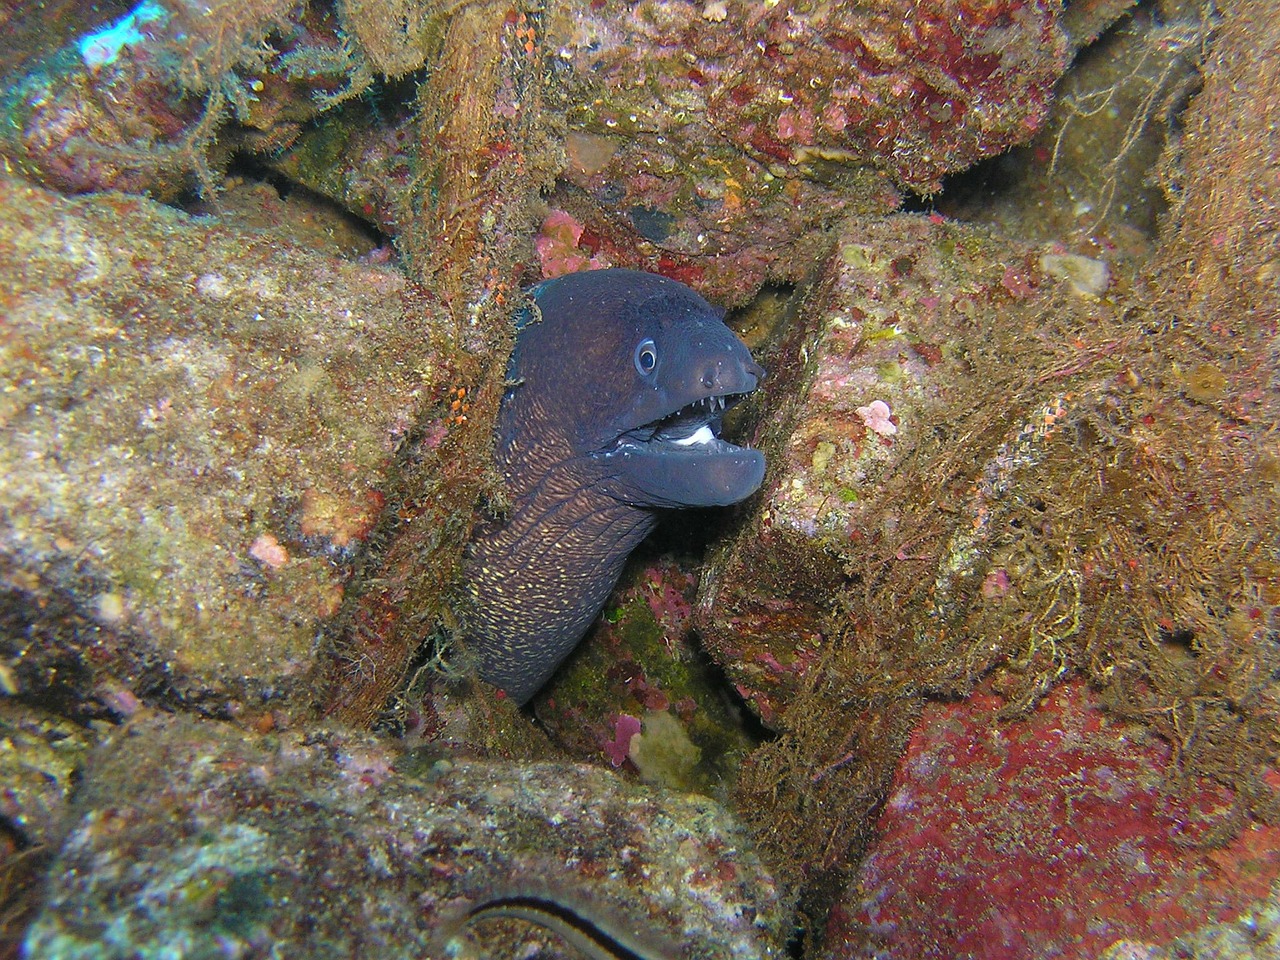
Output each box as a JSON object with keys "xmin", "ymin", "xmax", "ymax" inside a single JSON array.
[{"xmin": 672, "ymin": 424, "xmax": 716, "ymax": 446}]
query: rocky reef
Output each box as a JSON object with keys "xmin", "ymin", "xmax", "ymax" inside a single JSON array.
[
  {"xmin": 2, "ymin": 0, "xmax": 1278, "ymax": 958},
  {"xmin": 0, "ymin": 0, "xmax": 1072, "ymax": 302},
  {"xmin": 24, "ymin": 712, "xmax": 785, "ymax": 958},
  {"xmin": 0, "ymin": 174, "xmax": 429, "ymax": 716}
]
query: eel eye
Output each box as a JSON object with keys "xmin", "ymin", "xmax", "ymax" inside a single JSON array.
[{"xmin": 633, "ymin": 339, "xmax": 658, "ymax": 376}]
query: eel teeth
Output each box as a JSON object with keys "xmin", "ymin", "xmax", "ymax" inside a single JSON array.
[{"xmin": 696, "ymin": 394, "xmax": 727, "ymax": 412}]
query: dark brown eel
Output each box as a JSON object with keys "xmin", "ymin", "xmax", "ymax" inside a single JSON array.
[{"xmin": 464, "ymin": 269, "xmax": 765, "ymax": 704}]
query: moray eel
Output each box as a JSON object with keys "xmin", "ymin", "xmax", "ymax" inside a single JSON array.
[{"xmin": 465, "ymin": 268, "xmax": 765, "ymax": 704}]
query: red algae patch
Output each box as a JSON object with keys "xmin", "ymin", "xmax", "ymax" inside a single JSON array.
[{"xmin": 825, "ymin": 681, "xmax": 1280, "ymax": 960}]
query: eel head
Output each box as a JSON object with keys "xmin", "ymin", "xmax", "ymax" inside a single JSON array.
[{"xmin": 506, "ymin": 268, "xmax": 766, "ymax": 510}]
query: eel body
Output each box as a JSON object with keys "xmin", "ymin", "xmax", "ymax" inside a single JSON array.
[{"xmin": 464, "ymin": 269, "xmax": 765, "ymax": 704}]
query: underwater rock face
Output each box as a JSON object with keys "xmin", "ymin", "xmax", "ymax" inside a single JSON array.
[
  {"xmin": 0, "ymin": 175, "xmax": 443, "ymax": 716},
  {"xmin": 0, "ymin": 700, "xmax": 95, "ymax": 946},
  {"xmin": 549, "ymin": 0, "xmax": 1067, "ymax": 193},
  {"xmin": 697, "ymin": 186, "xmax": 1279, "ymax": 915},
  {"xmin": 1151, "ymin": 0, "xmax": 1280, "ymax": 331},
  {"xmin": 822, "ymin": 681, "xmax": 1280, "ymax": 960},
  {"xmin": 0, "ymin": 0, "xmax": 1070, "ymax": 304},
  {"xmin": 683, "ymin": 214, "xmax": 1106, "ymax": 901},
  {"xmin": 24, "ymin": 714, "xmax": 787, "ymax": 959},
  {"xmin": 539, "ymin": 0, "xmax": 1069, "ymax": 298},
  {"xmin": 295, "ymin": 0, "xmax": 1069, "ymax": 301},
  {"xmin": 0, "ymin": 701, "xmax": 94, "ymax": 850},
  {"xmin": 1099, "ymin": 884, "xmax": 1280, "ymax": 960},
  {"xmin": 694, "ymin": 214, "xmax": 1090, "ymax": 726},
  {"xmin": 941, "ymin": 2, "xmax": 1207, "ymax": 249},
  {"xmin": 0, "ymin": 0, "xmax": 312, "ymax": 199}
]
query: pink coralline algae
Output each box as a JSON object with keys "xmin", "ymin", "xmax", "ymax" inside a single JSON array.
[
  {"xmin": 603, "ymin": 713, "xmax": 643, "ymax": 767},
  {"xmin": 639, "ymin": 564, "xmax": 696, "ymax": 640},
  {"xmin": 823, "ymin": 681, "xmax": 1280, "ymax": 960},
  {"xmin": 248, "ymin": 532, "xmax": 290, "ymax": 570},
  {"xmin": 855, "ymin": 399, "xmax": 897, "ymax": 436},
  {"xmin": 535, "ymin": 209, "xmax": 610, "ymax": 278}
]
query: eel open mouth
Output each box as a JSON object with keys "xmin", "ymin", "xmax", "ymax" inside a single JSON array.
[
  {"xmin": 603, "ymin": 384, "xmax": 765, "ymax": 508},
  {"xmin": 620, "ymin": 390, "xmax": 755, "ymax": 452}
]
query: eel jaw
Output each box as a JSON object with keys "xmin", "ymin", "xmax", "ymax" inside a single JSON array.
[
  {"xmin": 615, "ymin": 388, "xmax": 753, "ymax": 453},
  {"xmin": 598, "ymin": 389, "xmax": 766, "ymax": 509}
]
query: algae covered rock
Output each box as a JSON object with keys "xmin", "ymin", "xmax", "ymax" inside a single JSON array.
[
  {"xmin": 0, "ymin": 174, "xmax": 454, "ymax": 717},
  {"xmin": 525, "ymin": 558, "xmax": 759, "ymax": 798},
  {"xmin": 696, "ymin": 201, "xmax": 1280, "ymax": 913},
  {"xmin": 532, "ymin": 0, "xmax": 1069, "ymax": 298},
  {"xmin": 280, "ymin": 0, "xmax": 1073, "ymax": 301},
  {"xmin": 695, "ymin": 214, "xmax": 1095, "ymax": 726},
  {"xmin": 0, "ymin": 0, "xmax": 316, "ymax": 199},
  {"xmin": 0, "ymin": 0, "xmax": 1073, "ymax": 304},
  {"xmin": 0, "ymin": 701, "xmax": 94, "ymax": 849},
  {"xmin": 25, "ymin": 714, "xmax": 788, "ymax": 959}
]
